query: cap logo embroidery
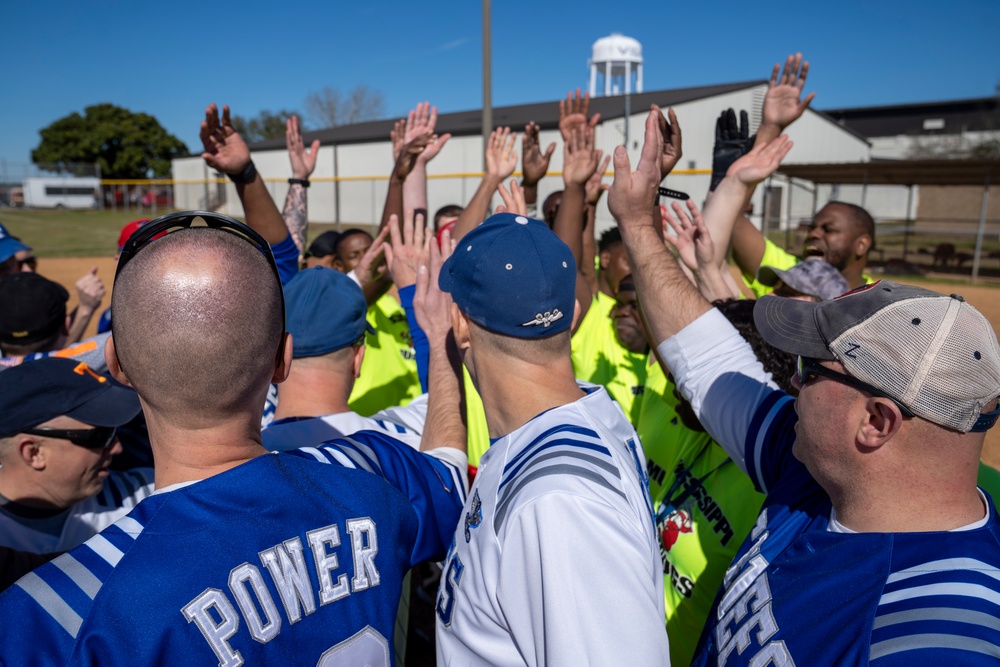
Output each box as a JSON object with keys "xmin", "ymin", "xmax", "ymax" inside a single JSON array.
[
  {"xmin": 844, "ymin": 343, "xmax": 861, "ymax": 359},
  {"xmin": 521, "ymin": 309, "xmax": 564, "ymax": 328}
]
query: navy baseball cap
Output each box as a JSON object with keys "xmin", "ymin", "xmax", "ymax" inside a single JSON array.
[
  {"xmin": 439, "ymin": 213, "xmax": 575, "ymax": 338},
  {"xmin": 0, "ymin": 358, "xmax": 141, "ymax": 437},
  {"xmin": 284, "ymin": 267, "xmax": 374, "ymax": 358},
  {"xmin": 0, "ymin": 221, "xmax": 30, "ymax": 264}
]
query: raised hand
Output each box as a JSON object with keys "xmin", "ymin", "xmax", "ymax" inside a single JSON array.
[
  {"xmin": 413, "ymin": 225, "xmax": 454, "ymax": 344},
  {"xmin": 405, "ymin": 102, "xmax": 451, "ymax": 164},
  {"xmin": 353, "ymin": 224, "xmax": 392, "ymax": 286},
  {"xmin": 726, "ymin": 134, "xmax": 793, "ymax": 187},
  {"xmin": 496, "ymin": 179, "xmax": 528, "ymax": 216},
  {"xmin": 384, "ymin": 210, "xmax": 429, "ymax": 289},
  {"xmin": 762, "ymin": 53, "xmax": 815, "ymax": 131},
  {"xmin": 559, "ymin": 89, "xmax": 601, "ymax": 143},
  {"xmin": 652, "ymin": 105, "xmax": 682, "ymax": 180},
  {"xmin": 199, "ymin": 104, "xmax": 251, "ymax": 175},
  {"xmin": 710, "ymin": 108, "xmax": 754, "ymax": 191},
  {"xmin": 286, "ymin": 115, "xmax": 320, "ymax": 180},
  {"xmin": 393, "ymin": 133, "xmax": 437, "ymax": 181},
  {"xmin": 608, "ymin": 109, "xmax": 663, "ymax": 230},
  {"xmin": 663, "ymin": 200, "xmax": 714, "ymax": 274},
  {"xmin": 485, "ymin": 127, "xmax": 518, "ymax": 181},
  {"xmin": 585, "ymin": 153, "xmax": 612, "ymax": 206},
  {"xmin": 522, "ymin": 122, "xmax": 555, "ymax": 187},
  {"xmin": 562, "ymin": 126, "xmax": 602, "ymax": 187},
  {"xmin": 75, "ymin": 267, "xmax": 105, "ymax": 311}
]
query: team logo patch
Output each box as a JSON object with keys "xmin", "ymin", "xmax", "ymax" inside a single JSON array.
[
  {"xmin": 660, "ymin": 508, "xmax": 693, "ymax": 551},
  {"xmin": 464, "ymin": 490, "xmax": 482, "ymax": 543},
  {"xmin": 520, "ymin": 309, "xmax": 564, "ymax": 328}
]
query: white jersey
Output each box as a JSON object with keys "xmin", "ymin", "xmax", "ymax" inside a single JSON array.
[
  {"xmin": 262, "ymin": 394, "xmax": 428, "ymax": 452},
  {"xmin": 0, "ymin": 468, "xmax": 154, "ymax": 554},
  {"xmin": 435, "ymin": 385, "xmax": 669, "ymax": 666}
]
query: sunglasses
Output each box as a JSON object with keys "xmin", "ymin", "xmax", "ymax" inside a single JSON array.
[
  {"xmin": 796, "ymin": 356, "xmax": 916, "ymax": 419},
  {"xmin": 22, "ymin": 426, "xmax": 118, "ymax": 450},
  {"xmin": 114, "ymin": 210, "xmax": 286, "ymax": 361}
]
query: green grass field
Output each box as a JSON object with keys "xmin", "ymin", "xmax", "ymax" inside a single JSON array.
[{"xmin": 1, "ymin": 208, "xmax": 344, "ymax": 258}]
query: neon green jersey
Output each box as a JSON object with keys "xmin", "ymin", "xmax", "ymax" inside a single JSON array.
[
  {"xmin": 978, "ymin": 461, "xmax": 1000, "ymax": 502},
  {"xmin": 639, "ymin": 360, "xmax": 765, "ymax": 667},
  {"xmin": 570, "ymin": 291, "xmax": 648, "ymax": 424},
  {"xmin": 348, "ymin": 293, "xmax": 421, "ymax": 416},
  {"xmin": 464, "ymin": 368, "xmax": 491, "ymax": 471}
]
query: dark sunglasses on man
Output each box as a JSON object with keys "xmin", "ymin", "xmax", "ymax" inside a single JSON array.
[{"xmin": 19, "ymin": 425, "xmax": 118, "ymax": 450}]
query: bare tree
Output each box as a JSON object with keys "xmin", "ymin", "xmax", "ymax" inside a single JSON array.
[{"xmin": 305, "ymin": 85, "xmax": 386, "ymax": 129}]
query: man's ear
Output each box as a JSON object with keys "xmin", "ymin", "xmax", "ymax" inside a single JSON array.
[
  {"xmin": 18, "ymin": 436, "xmax": 45, "ymax": 471},
  {"xmin": 599, "ymin": 249, "xmax": 611, "ymax": 270},
  {"xmin": 272, "ymin": 333, "xmax": 294, "ymax": 384},
  {"xmin": 352, "ymin": 345, "xmax": 366, "ymax": 379},
  {"xmin": 105, "ymin": 335, "xmax": 132, "ymax": 388},
  {"xmin": 451, "ymin": 303, "xmax": 471, "ymax": 352},
  {"xmin": 857, "ymin": 397, "xmax": 904, "ymax": 452},
  {"xmin": 855, "ymin": 234, "xmax": 873, "ymax": 259},
  {"xmin": 571, "ymin": 298, "xmax": 582, "ymax": 332}
]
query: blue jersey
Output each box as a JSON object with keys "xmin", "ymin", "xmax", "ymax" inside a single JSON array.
[
  {"xmin": 662, "ymin": 310, "xmax": 1000, "ymax": 667},
  {"xmin": 0, "ymin": 432, "xmax": 465, "ymax": 666}
]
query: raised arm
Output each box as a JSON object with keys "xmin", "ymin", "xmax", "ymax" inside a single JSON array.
[
  {"xmin": 66, "ymin": 267, "xmax": 105, "ymax": 343},
  {"xmin": 582, "ymin": 153, "xmax": 611, "ymax": 294},
  {"xmin": 755, "ymin": 53, "xmax": 815, "ymax": 148},
  {"xmin": 663, "ymin": 200, "xmax": 739, "ymax": 302},
  {"xmin": 451, "ymin": 127, "xmax": 517, "ymax": 241},
  {"xmin": 555, "ymin": 125, "xmax": 603, "ymax": 325},
  {"xmin": 281, "ymin": 115, "xmax": 320, "ymax": 263},
  {"xmin": 413, "ymin": 233, "xmax": 466, "ymax": 453},
  {"xmin": 609, "ymin": 110, "xmax": 711, "ymax": 342},
  {"xmin": 401, "ymin": 102, "xmax": 452, "ymax": 217},
  {"xmin": 521, "ymin": 121, "xmax": 555, "ymax": 215},
  {"xmin": 200, "ymin": 104, "xmax": 288, "ymax": 245}
]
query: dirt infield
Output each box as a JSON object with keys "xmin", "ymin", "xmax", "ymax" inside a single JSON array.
[{"xmin": 38, "ymin": 256, "xmax": 1000, "ymax": 468}]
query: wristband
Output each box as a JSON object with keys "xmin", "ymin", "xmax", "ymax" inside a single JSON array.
[
  {"xmin": 288, "ymin": 178, "xmax": 310, "ymax": 188},
  {"xmin": 227, "ymin": 161, "xmax": 257, "ymax": 184}
]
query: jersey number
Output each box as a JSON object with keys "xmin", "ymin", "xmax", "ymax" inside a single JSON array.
[
  {"xmin": 435, "ymin": 553, "xmax": 464, "ymax": 626},
  {"xmin": 316, "ymin": 627, "xmax": 389, "ymax": 667}
]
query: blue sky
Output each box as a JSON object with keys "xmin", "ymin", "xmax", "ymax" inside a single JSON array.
[{"xmin": 2, "ymin": 0, "xmax": 998, "ymax": 172}]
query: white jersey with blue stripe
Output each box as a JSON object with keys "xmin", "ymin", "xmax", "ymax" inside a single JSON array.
[
  {"xmin": 435, "ymin": 385, "xmax": 669, "ymax": 666},
  {"xmin": 0, "ymin": 468, "xmax": 154, "ymax": 554},
  {"xmin": 0, "ymin": 433, "xmax": 465, "ymax": 666},
  {"xmin": 661, "ymin": 308, "xmax": 1000, "ymax": 666}
]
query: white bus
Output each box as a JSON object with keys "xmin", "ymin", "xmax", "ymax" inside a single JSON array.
[{"xmin": 22, "ymin": 177, "xmax": 100, "ymax": 209}]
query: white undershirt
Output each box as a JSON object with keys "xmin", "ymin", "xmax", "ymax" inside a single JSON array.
[{"xmin": 828, "ymin": 488, "xmax": 991, "ymax": 533}]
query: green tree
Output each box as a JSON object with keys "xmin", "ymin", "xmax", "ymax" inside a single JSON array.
[
  {"xmin": 31, "ymin": 104, "xmax": 188, "ymax": 179},
  {"xmin": 230, "ymin": 109, "xmax": 301, "ymax": 144}
]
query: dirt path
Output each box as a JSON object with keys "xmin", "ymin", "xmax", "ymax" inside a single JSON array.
[{"xmin": 38, "ymin": 257, "xmax": 1000, "ymax": 467}]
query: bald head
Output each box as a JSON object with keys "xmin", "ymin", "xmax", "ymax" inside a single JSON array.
[{"xmin": 112, "ymin": 228, "xmax": 284, "ymax": 419}]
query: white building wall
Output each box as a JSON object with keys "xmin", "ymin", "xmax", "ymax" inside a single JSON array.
[{"xmin": 169, "ymin": 86, "xmax": 871, "ymax": 232}]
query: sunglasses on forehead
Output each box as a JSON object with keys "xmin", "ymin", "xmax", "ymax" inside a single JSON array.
[
  {"xmin": 113, "ymin": 210, "xmax": 286, "ymax": 357},
  {"xmin": 22, "ymin": 426, "xmax": 117, "ymax": 450}
]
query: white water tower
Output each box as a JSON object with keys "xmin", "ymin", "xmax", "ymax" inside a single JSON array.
[{"xmin": 589, "ymin": 33, "xmax": 643, "ymax": 97}]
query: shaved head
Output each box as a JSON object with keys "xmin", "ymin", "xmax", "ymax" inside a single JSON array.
[{"xmin": 112, "ymin": 228, "xmax": 284, "ymax": 419}]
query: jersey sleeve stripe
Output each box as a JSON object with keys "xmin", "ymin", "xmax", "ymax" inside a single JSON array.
[
  {"xmin": 879, "ymin": 581, "xmax": 1000, "ymax": 606},
  {"xmin": 884, "ymin": 558, "xmax": 1000, "ymax": 585},
  {"xmin": 499, "ymin": 438, "xmax": 610, "ymax": 491},
  {"xmin": 105, "ymin": 474, "xmax": 125, "ymax": 508},
  {"xmin": 114, "ymin": 516, "xmax": 145, "ymax": 537},
  {"xmin": 321, "ymin": 442, "xmax": 379, "ymax": 474},
  {"xmin": 85, "ymin": 534, "xmax": 125, "ymax": 567},
  {"xmin": 342, "ymin": 438, "xmax": 386, "ymax": 475},
  {"xmin": 292, "ymin": 446, "xmax": 327, "ymax": 462},
  {"xmin": 503, "ymin": 424, "xmax": 601, "ymax": 473},
  {"xmin": 494, "ymin": 463, "xmax": 627, "ymax": 534},
  {"xmin": 116, "ymin": 471, "xmax": 137, "ymax": 499},
  {"xmin": 870, "ymin": 633, "xmax": 1000, "ymax": 661},
  {"xmin": 747, "ymin": 393, "xmax": 795, "ymax": 494},
  {"xmin": 14, "ymin": 572, "xmax": 84, "ymax": 638},
  {"xmin": 873, "ymin": 606, "xmax": 1000, "ymax": 631},
  {"xmin": 316, "ymin": 446, "xmax": 359, "ymax": 469},
  {"xmin": 51, "ymin": 554, "xmax": 103, "ymax": 600},
  {"xmin": 498, "ymin": 449, "xmax": 620, "ymax": 507}
]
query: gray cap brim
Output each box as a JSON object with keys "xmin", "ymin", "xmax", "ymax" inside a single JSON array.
[{"xmin": 752, "ymin": 294, "xmax": 837, "ymax": 360}]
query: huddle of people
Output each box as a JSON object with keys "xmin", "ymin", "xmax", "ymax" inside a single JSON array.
[{"xmin": 0, "ymin": 53, "xmax": 999, "ymax": 666}]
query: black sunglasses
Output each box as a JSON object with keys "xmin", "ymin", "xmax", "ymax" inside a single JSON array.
[
  {"xmin": 23, "ymin": 426, "xmax": 117, "ymax": 450},
  {"xmin": 796, "ymin": 356, "xmax": 916, "ymax": 418},
  {"xmin": 113, "ymin": 211, "xmax": 286, "ymax": 361}
]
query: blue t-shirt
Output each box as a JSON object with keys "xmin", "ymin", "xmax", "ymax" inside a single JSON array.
[{"xmin": 0, "ymin": 432, "xmax": 465, "ymax": 666}]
